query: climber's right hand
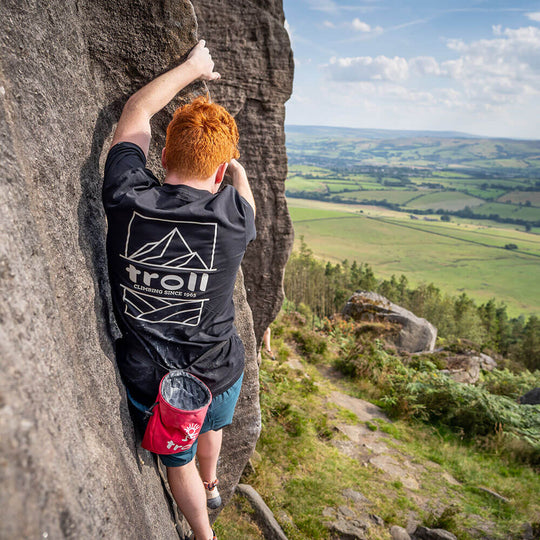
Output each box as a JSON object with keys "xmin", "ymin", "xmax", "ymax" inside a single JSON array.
[
  {"xmin": 227, "ymin": 159, "xmax": 247, "ymax": 180},
  {"xmin": 227, "ymin": 159, "xmax": 256, "ymax": 215},
  {"xmin": 187, "ymin": 39, "xmax": 221, "ymax": 81}
]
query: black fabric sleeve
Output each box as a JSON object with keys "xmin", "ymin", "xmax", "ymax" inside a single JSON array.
[
  {"xmin": 102, "ymin": 142, "xmax": 159, "ymax": 209},
  {"xmin": 241, "ymin": 197, "xmax": 257, "ymax": 246}
]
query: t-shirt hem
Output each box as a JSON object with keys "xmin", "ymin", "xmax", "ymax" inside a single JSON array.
[{"xmin": 209, "ymin": 361, "xmax": 245, "ymax": 397}]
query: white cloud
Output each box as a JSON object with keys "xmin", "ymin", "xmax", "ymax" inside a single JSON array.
[
  {"xmin": 305, "ymin": 0, "xmax": 370, "ymax": 13},
  {"xmin": 323, "ymin": 20, "xmax": 335, "ymax": 28},
  {"xmin": 325, "ymin": 25, "xmax": 540, "ymax": 110},
  {"xmin": 351, "ymin": 18, "xmax": 383, "ymax": 34},
  {"xmin": 294, "ymin": 57, "xmax": 313, "ymax": 67},
  {"xmin": 526, "ymin": 12, "xmax": 540, "ymax": 22},
  {"xmin": 441, "ymin": 25, "xmax": 540, "ymax": 106},
  {"xmin": 291, "ymin": 24, "xmax": 540, "ymax": 137},
  {"xmin": 352, "ymin": 18, "xmax": 371, "ymax": 32},
  {"xmin": 325, "ymin": 55, "xmax": 409, "ymax": 82},
  {"xmin": 409, "ymin": 56, "xmax": 441, "ymax": 76}
]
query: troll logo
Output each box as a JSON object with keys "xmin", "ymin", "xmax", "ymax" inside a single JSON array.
[{"xmin": 120, "ymin": 212, "xmax": 217, "ymax": 326}]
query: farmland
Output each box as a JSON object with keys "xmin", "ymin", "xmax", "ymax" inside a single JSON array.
[
  {"xmin": 284, "ymin": 126, "xmax": 540, "ymax": 316},
  {"xmin": 285, "ymin": 125, "xmax": 540, "ymax": 231},
  {"xmin": 288, "ymin": 199, "xmax": 540, "ymax": 316}
]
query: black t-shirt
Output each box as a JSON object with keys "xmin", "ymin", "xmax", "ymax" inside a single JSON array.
[{"xmin": 103, "ymin": 142, "xmax": 256, "ymax": 405}]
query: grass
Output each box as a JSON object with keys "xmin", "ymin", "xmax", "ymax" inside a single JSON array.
[
  {"xmin": 213, "ymin": 493, "xmax": 264, "ymax": 539},
  {"xmin": 286, "ymin": 131, "xmax": 540, "ymax": 171},
  {"xmin": 406, "ymin": 191, "xmax": 485, "ymax": 211},
  {"xmin": 498, "ymin": 191, "xmax": 540, "ymax": 206},
  {"xmin": 327, "ymin": 182, "xmax": 360, "ymax": 193},
  {"xmin": 286, "ymin": 176, "xmax": 327, "ymax": 192},
  {"xmin": 343, "ymin": 189, "xmax": 420, "ymax": 204},
  {"xmin": 288, "ymin": 199, "xmax": 540, "ymax": 316},
  {"xmin": 473, "ymin": 202, "xmax": 540, "ymax": 221},
  {"xmin": 215, "ymin": 322, "xmax": 540, "ymax": 539}
]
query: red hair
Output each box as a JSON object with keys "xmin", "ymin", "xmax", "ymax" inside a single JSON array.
[{"xmin": 165, "ymin": 96, "xmax": 240, "ymax": 180}]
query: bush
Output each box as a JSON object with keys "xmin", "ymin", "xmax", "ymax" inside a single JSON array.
[
  {"xmin": 333, "ymin": 338, "xmax": 540, "ymax": 465},
  {"xmin": 269, "ymin": 401, "xmax": 308, "ymax": 437},
  {"xmin": 291, "ymin": 328, "xmax": 327, "ymax": 362},
  {"xmin": 405, "ymin": 373, "xmax": 540, "ymax": 452},
  {"xmin": 480, "ymin": 368, "xmax": 540, "ymax": 400}
]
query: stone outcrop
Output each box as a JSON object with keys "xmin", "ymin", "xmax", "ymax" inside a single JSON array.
[
  {"xmin": 440, "ymin": 356, "xmax": 481, "ymax": 384},
  {"xmin": 194, "ymin": 0, "xmax": 295, "ymax": 345},
  {"xmin": 342, "ymin": 292, "xmax": 437, "ymax": 353},
  {"xmin": 413, "ymin": 526, "xmax": 457, "ymax": 540},
  {"xmin": 391, "ymin": 525, "xmax": 413, "ymax": 540},
  {"xmin": 1, "ymin": 0, "xmax": 290, "ymax": 537},
  {"xmin": 236, "ymin": 483, "xmax": 288, "ymax": 540},
  {"xmin": 439, "ymin": 352, "xmax": 497, "ymax": 385},
  {"xmin": 520, "ymin": 387, "xmax": 540, "ymax": 405}
]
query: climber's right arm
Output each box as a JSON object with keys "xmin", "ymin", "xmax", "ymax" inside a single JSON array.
[{"xmin": 110, "ymin": 39, "xmax": 220, "ymax": 157}]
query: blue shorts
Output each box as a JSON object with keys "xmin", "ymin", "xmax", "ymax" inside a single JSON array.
[{"xmin": 127, "ymin": 373, "xmax": 243, "ymax": 467}]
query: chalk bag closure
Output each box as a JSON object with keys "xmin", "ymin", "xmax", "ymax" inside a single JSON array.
[{"xmin": 142, "ymin": 371, "xmax": 212, "ymax": 455}]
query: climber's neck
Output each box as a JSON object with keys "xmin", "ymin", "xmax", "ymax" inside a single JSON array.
[
  {"xmin": 163, "ymin": 164, "xmax": 225, "ymax": 194},
  {"xmin": 164, "ymin": 173, "xmax": 215, "ymax": 193}
]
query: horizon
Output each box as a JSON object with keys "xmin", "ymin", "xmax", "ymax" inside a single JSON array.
[
  {"xmin": 283, "ymin": 123, "xmax": 540, "ymax": 141},
  {"xmin": 283, "ymin": 0, "xmax": 540, "ymax": 140}
]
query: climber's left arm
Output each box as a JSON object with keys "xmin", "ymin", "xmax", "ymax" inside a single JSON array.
[{"xmin": 110, "ymin": 39, "xmax": 220, "ymax": 157}]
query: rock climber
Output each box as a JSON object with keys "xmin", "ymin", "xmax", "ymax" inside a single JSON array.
[{"xmin": 102, "ymin": 40, "xmax": 256, "ymax": 540}]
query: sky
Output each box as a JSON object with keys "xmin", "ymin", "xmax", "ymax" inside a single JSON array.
[{"xmin": 282, "ymin": 0, "xmax": 540, "ymax": 138}]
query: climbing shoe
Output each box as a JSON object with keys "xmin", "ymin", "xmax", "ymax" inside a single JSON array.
[{"xmin": 203, "ymin": 479, "xmax": 222, "ymax": 509}]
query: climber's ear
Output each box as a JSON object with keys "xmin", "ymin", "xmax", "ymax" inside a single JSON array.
[
  {"xmin": 161, "ymin": 148, "xmax": 167, "ymax": 170},
  {"xmin": 215, "ymin": 162, "xmax": 228, "ymax": 185}
]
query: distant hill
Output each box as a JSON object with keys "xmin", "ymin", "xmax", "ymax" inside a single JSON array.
[
  {"xmin": 285, "ymin": 125, "xmax": 540, "ymax": 174},
  {"xmin": 285, "ymin": 124, "xmax": 480, "ymax": 140}
]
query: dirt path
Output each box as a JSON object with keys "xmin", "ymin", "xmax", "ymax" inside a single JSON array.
[{"xmin": 312, "ymin": 363, "xmax": 461, "ymax": 504}]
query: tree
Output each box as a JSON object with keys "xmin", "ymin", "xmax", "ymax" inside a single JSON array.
[{"xmin": 518, "ymin": 316, "xmax": 540, "ymax": 371}]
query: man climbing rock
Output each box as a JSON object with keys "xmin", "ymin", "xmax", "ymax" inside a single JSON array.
[{"xmin": 102, "ymin": 40, "xmax": 256, "ymax": 540}]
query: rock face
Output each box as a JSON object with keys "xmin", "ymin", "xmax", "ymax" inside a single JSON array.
[
  {"xmin": 0, "ymin": 0, "xmax": 289, "ymax": 537},
  {"xmin": 440, "ymin": 356, "xmax": 481, "ymax": 385},
  {"xmin": 194, "ymin": 0, "xmax": 295, "ymax": 345},
  {"xmin": 343, "ymin": 292, "xmax": 438, "ymax": 353},
  {"xmin": 440, "ymin": 352, "xmax": 498, "ymax": 385}
]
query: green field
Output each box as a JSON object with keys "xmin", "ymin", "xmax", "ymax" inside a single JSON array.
[
  {"xmin": 286, "ymin": 163, "xmax": 540, "ymax": 225},
  {"xmin": 406, "ymin": 191, "xmax": 484, "ymax": 211},
  {"xmin": 498, "ymin": 191, "xmax": 540, "ymax": 206},
  {"xmin": 473, "ymin": 202, "xmax": 540, "ymax": 221},
  {"xmin": 288, "ymin": 199, "xmax": 540, "ymax": 316},
  {"xmin": 343, "ymin": 189, "xmax": 419, "ymax": 204},
  {"xmin": 285, "ymin": 126, "xmax": 540, "ymax": 316}
]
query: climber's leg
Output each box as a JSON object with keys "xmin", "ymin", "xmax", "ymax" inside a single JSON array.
[
  {"xmin": 197, "ymin": 429, "xmax": 222, "ymax": 483},
  {"xmin": 197, "ymin": 429, "xmax": 223, "ymax": 508},
  {"xmin": 167, "ymin": 461, "xmax": 213, "ymax": 540}
]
